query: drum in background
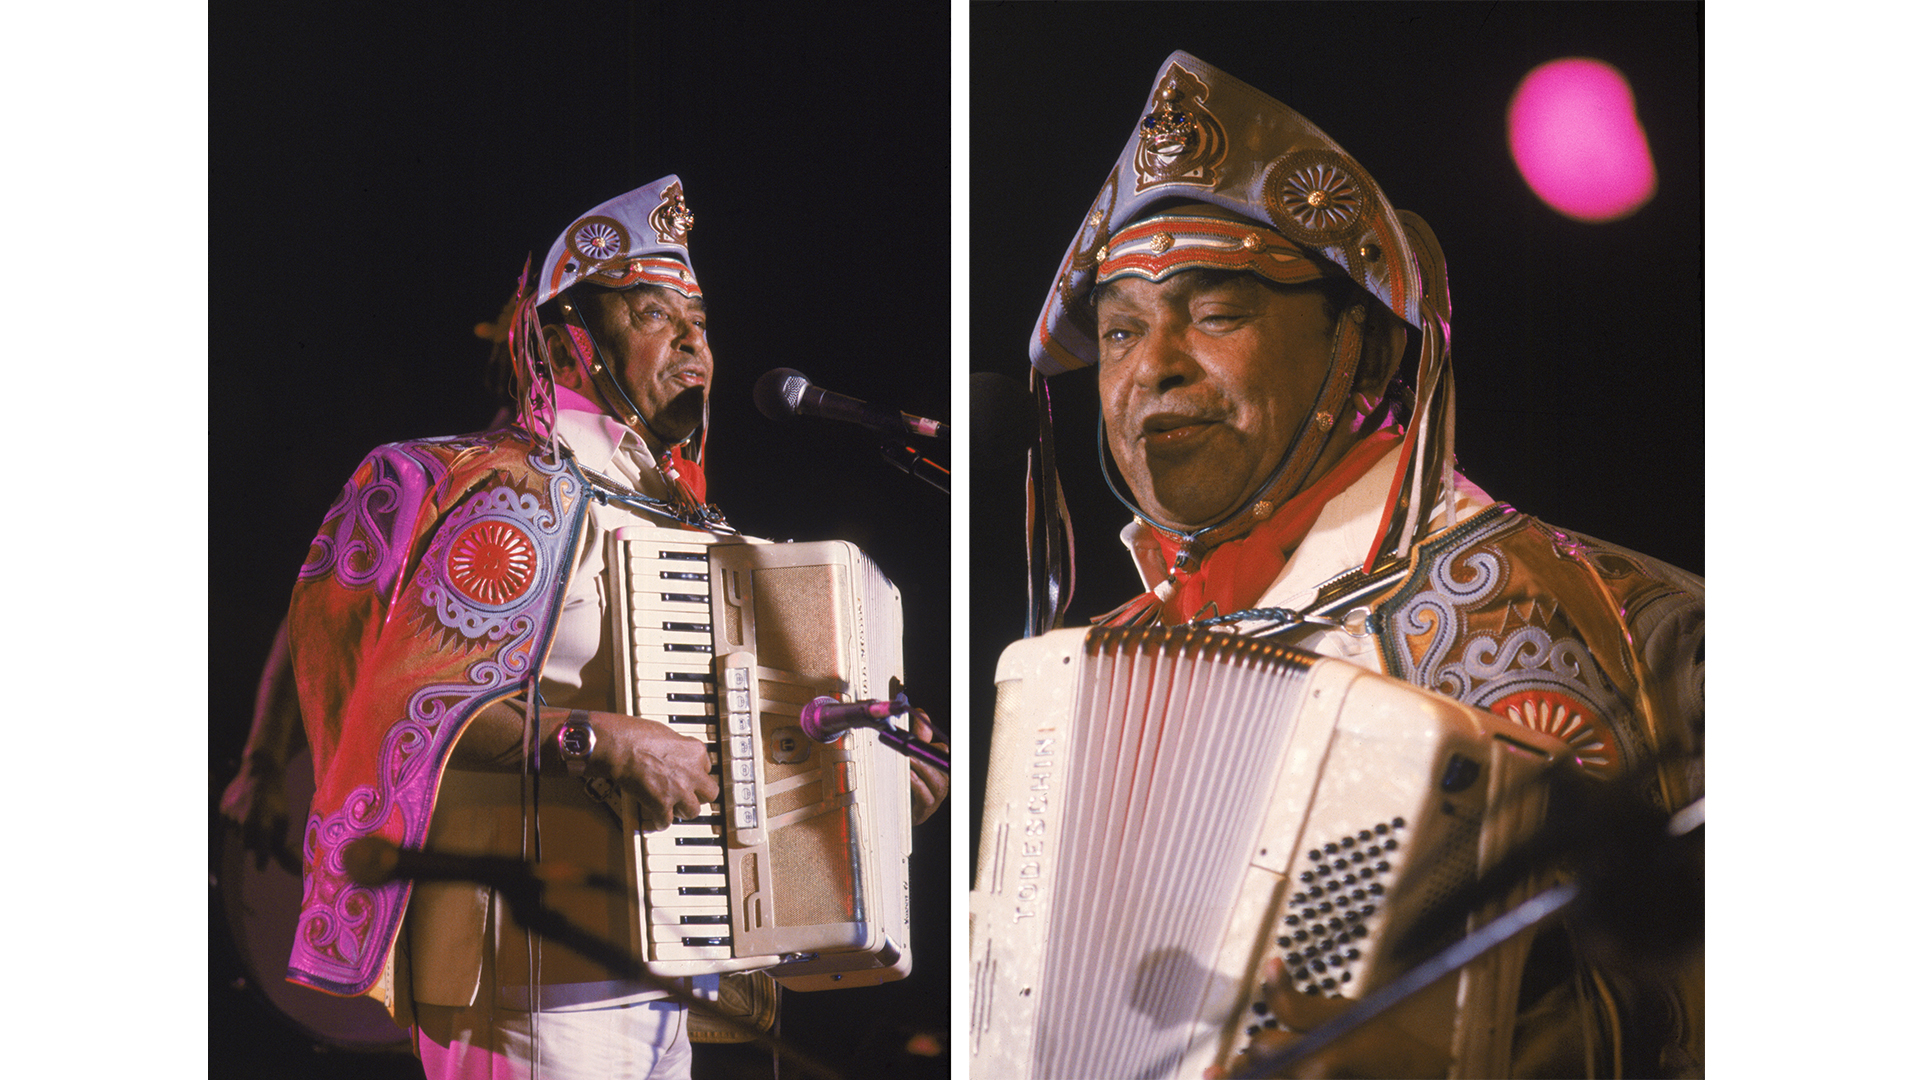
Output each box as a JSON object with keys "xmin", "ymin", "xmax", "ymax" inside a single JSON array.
[{"xmin": 217, "ymin": 748, "xmax": 411, "ymax": 1052}]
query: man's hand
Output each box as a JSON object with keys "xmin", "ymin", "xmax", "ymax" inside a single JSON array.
[
  {"xmin": 585, "ymin": 712, "xmax": 721, "ymax": 831},
  {"xmin": 907, "ymin": 708, "xmax": 949, "ymax": 826}
]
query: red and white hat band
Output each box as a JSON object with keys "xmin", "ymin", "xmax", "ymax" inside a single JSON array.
[{"xmin": 1096, "ymin": 214, "xmax": 1326, "ymax": 288}]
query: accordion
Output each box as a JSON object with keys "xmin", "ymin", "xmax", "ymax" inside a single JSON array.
[
  {"xmin": 608, "ymin": 525, "xmax": 913, "ymax": 991},
  {"xmin": 970, "ymin": 626, "xmax": 1564, "ymax": 1078}
]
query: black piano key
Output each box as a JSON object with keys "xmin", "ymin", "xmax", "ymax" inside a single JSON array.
[
  {"xmin": 667, "ymin": 715, "xmax": 713, "ymax": 725},
  {"xmin": 659, "ymin": 550, "xmax": 706, "ymax": 561},
  {"xmin": 674, "ymin": 836, "xmax": 723, "ymax": 847},
  {"xmin": 679, "ymin": 936, "xmax": 731, "ymax": 947},
  {"xmin": 661, "ymin": 623, "xmax": 713, "ymax": 635},
  {"xmin": 663, "ymin": 643, "xmax": 713, "ymax": 653},
  {"xmin": 659, "ymin": 571, "xmax": 709, "ymax": 582},
  {"xmin": 678, "ymin": 914, "xmax": 730, "ymax": 925},
  {"xmin": 659, "ymin": 593, "xmax": 707, "ymax": 604},
  {"xmin": 667, "ymin": 693, "xmax": 717, "ymax": 703},
  {"xmin": 678, "ymin": 886, "xmax": 728, "ymax": 896},
  {"xmin": 665, "ymin": 672, "xmax": 714, "ymax": 683},
  {"xmin": 676, "ymin": 864, "xmax": 727, "ymax": 874}
]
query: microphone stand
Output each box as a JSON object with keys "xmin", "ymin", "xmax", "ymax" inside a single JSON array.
[
  {"xmin": 347, "ymin": 839, "xmax": 847, "ymax": 1080},
  {"xmin": 813, "ymin": 693, "xmax": 950, "ymax": 773},
  {"xmin": 879, "ymin": 439, "xmax": 949, "ymax": 494},
  {"xmin": 875, "ymin": 723, "xmax": 949, "ymax": 772}
]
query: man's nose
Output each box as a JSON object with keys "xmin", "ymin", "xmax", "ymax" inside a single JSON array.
[
  {"xmin": 1132, "ymin": 322, "xmax": 1201, "ymax": 392},
  {"xmin": 673, "ymin": 319, "xmax": 706, "ymax": 354}
]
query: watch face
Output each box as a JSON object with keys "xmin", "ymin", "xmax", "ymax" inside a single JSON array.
[{"xmin": 560, "ymin": 724, "xmax": 592, "ymax": 757}]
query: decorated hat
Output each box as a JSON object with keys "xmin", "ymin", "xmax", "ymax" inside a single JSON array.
[
  {"xmin": 1018, "ymin": 54, "xmax": 1461, "ymax": 634},
  {"xmin": 1030, "ymin": 51, "xmax": 1433, "ymax": 376},
  {"xmin": 535, "ymin": 175, "xmax": 700, "ymax": 305}
]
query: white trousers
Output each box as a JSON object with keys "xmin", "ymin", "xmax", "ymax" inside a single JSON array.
[{"xmin": 414, "ymin": 996, "xmax": 692, "ymax": 1080}]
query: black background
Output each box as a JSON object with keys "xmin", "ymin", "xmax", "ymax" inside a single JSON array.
[
  {"xmin": 206, "ymin": 2, "xmax": 1709, "ymax": 1075},
  {"xmin": 210, "ymin": 4, "xmax": 951, "ymax": 1077},
  {"xmin": 968, "ymin": 3, "xmax": 1703, "ymax": 871}
]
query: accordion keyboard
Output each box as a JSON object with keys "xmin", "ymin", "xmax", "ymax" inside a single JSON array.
[
  {"xmin": 608, "ymin": 525, "xmax": 914, "ymax": 988},
  {"xmin": 613, "ymin": 532, "xmax": 739, "ymax": 964}
]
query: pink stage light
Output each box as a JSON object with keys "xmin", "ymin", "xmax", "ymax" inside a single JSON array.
[{"xmin": 1507, "ymin": 58, "xmax": 1657, "ymax": 223}]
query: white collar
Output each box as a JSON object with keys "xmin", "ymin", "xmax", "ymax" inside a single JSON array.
[{"xmin": 551, "ymin": 384, "xmax": 659, "ymax": 479}]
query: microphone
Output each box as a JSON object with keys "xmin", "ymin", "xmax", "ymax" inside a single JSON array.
[
  {"xmin": 754, "ymin": 368, "xmax": 947, "ymax": 440},
  {"xmin": 799, "ymin": 695, "xmax": 906, "ymax": 743},
  {"xmin": 343, "ymin": 836, "xmax": 619, "ymax": 893}
]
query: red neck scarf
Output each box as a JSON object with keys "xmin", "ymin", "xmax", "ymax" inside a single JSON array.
[{"xmin": 1136, "ymin": 430, "xmax": 1400, "ymax": 625}]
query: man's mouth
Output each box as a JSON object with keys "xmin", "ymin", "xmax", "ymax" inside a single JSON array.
[{"xmin": 1140, "ymin": 412, "xmax": 1216, "ymax": 448}]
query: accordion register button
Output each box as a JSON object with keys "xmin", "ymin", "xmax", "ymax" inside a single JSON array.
[
  {"xmin": 724, "ymin": 667, "xmax": 750, "ymax": 689},
  {"xmin": 730, "ymin": 758, "xmax": 755, "ymax": 782},
  {"xmin": 732, "ymin": 804, "xmax": 758, "ymax": 830},
  {"xmin": 727, "ymin": 689, "xmax": 751, "ymax": 712}
]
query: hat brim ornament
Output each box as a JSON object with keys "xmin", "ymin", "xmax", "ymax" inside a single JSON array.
[{"xmin": 1022, "ymin": 52, "xmax": 1458, "ymax": 633}]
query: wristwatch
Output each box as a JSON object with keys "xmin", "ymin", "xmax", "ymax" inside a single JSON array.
[{"xmin": 557, "ymin": 714, "xmax": 596, "ymax": 778}]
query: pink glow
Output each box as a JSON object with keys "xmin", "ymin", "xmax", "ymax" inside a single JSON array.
[{"xmin": 1508, "ymin": 58, "xmax": 1657, "ymax": 223}]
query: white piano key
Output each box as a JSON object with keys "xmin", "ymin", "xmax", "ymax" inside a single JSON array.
[
  {"xmin": 643, "ymin": 831, "xmax": 724, "ymax": 855},
  {"xmin": 646, "ymin": 884, "xmax": 729, "ymax": 909},
  {"xmin": 649, "ymin": 940, "xmax": 734, "ymax": 962}
]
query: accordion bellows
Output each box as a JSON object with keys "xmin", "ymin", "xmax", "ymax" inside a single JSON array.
[{"xmin": 971, "ymin": 626, "xmax": 1563, "ymax": 1078}]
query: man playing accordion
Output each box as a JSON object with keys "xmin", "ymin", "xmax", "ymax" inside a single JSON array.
[
  {"xmin": 983, "ymin": 52, "xmax": 1703, "ymax": 1079},
  {"xmin": 284, "ymin": 178, "xmax": 947, "ymax": 1079}
]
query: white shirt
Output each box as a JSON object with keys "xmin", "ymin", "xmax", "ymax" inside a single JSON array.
[{"xmin": 541, "ymin": 385, "xmax": 697, "ymax": 703}]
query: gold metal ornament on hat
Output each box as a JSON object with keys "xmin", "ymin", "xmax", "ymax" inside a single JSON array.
[
  {"xmin": 567, "ymin": 216, "xmax": 629, "ymax": 269},
  {"xmin": 649, "ymin": 181, "xmax": 695, "ymax": 245},
  {"xmin": 1068, "ymin": 172, "xmax": 1120, "ymax": 272},
  {"xmin": 1260, "ymin": 149, "xmax": 1377, "ymax": 246},
  {"xmin": 1133, "ymin": 61, "xmax": 1227, "ymax": 193}
]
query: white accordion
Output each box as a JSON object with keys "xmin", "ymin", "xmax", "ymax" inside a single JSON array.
[
  {"xmin": 608, "ymin": 525, "xmax": 913, "ymax": 991},
  {"xmin": 970, "ymin": 626, "xmax": 1564, "ymax": 1078}
]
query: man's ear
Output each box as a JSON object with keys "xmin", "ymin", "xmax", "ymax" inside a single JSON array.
[
  {"xmin": 1354, "ymin": 321, "xmax": 1409, "ymax": 401},
  {"xmin": 542, "ymin": 324, "xmax": 592, "ymax": 397}
]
